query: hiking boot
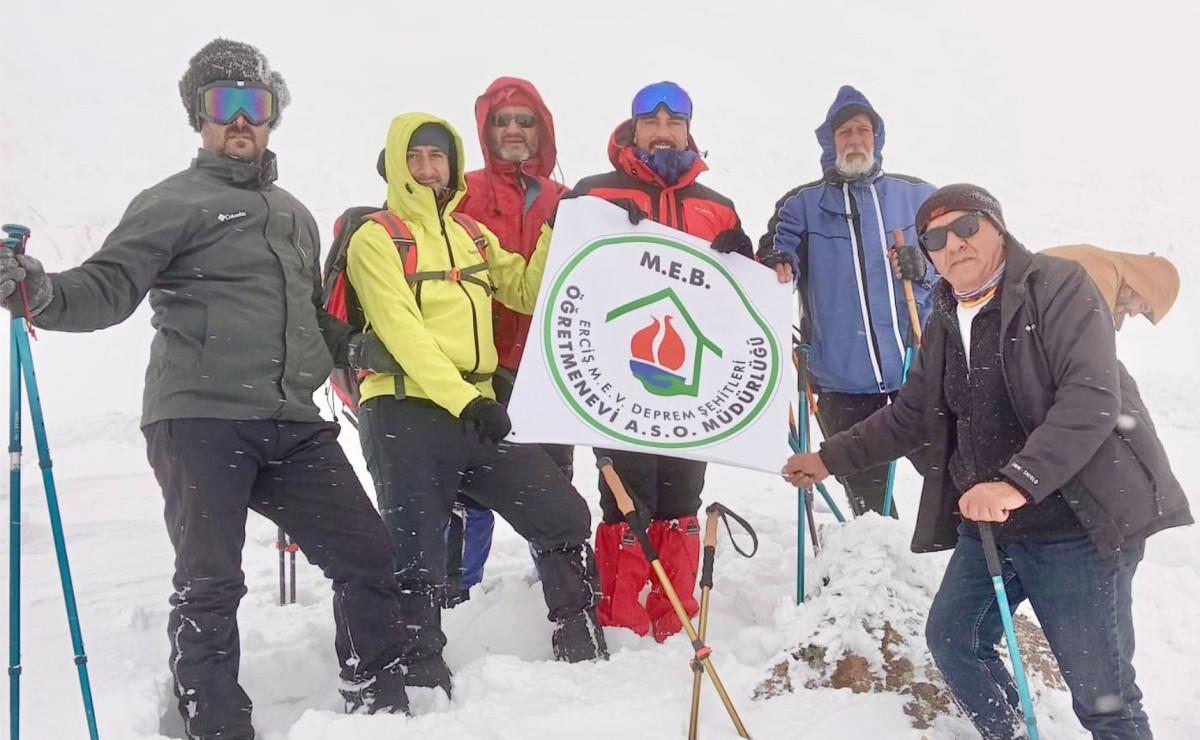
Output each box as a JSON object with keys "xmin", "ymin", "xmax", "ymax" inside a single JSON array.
[
  {"xmin": 552, "ymin": 608, "xmax": 610, "ymax": 663},
  {"xmin": 403, "ymin": 654, "xmax": 453, "ymax": 699},
  {"xmin": 341, "ymin": 660, "xmax": 410, "ymax": 716}
]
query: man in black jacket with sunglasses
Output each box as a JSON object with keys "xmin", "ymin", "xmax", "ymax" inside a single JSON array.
[
  {"xmin": 0, "ymin": 38, "xmax": 412, "ymax": 737},
  {"xmin": 784, "ymin": 184, "xmax": 1190, "ymax": 739}
]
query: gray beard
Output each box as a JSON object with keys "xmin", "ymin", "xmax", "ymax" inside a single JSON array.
[
  {"xmin": 835, "ymin": 149, "xmax": 876, "ymax": 179},
  {"xmin": 497, "ymin": 146, "xmax": 532, "ymax": 164}
]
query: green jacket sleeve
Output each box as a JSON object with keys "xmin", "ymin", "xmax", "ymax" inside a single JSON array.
[
  {"xmin": 300, "ymin": 209, "xmax": 355, "ymax": 368},
  {"xmin": 486, "ymin": 222, "xmax": 550, "ymax": 315},
  {"xmin": 34, "ymin": 188, "xmax": 187, "ymax": 332},
  {"xmin": 346, "ymin": 221, "xmax": 481, "ymax": 416}
]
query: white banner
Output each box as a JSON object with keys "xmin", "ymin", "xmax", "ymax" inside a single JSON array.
[{"xmin": 507, "ymin": 196, "xmax": 793, "ymax": 475}]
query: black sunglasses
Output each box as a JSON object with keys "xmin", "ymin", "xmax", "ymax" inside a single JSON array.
[
  {"xmin": 919, "ymin": 212, "xmax": 982, "ymax": 252},
  {"xmin": 491, "ymin": 113, "xmax": 536, "ymax": 129}
]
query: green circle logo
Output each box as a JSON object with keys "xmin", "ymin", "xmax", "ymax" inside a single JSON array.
[{"xmin": 543, "ymin": 235, "xmax": 780, "ymax": 449}]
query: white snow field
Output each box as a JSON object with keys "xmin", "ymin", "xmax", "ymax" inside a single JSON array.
[{"xmin": 2, "ymin": 0, "xmax": 1198, "ymax": 738}]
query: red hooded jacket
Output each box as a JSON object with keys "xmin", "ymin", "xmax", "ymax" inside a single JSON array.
[
  {"xmin": 461, "ymin": 77, "xmax": 568, "ymax": 370},
  {"xmin": 571, "ymin": 120, "xmax": 741, "ymax": 240}
]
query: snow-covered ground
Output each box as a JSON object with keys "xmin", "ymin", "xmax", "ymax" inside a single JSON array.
[{"xmin": 2, "ymin": 1, "xmax": 1198, "ymax": 737}]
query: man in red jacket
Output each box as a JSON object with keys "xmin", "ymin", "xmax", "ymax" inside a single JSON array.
[
  {"xmin": 452, "ymin": 77, "xmax": 572, "ymax": 603},
  {"xmin": 571, "ymin": 81, "xmax": 766, "ymax": 642}
]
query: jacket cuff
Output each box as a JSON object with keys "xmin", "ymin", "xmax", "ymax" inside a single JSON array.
[
  {"xmin": 818, "ymin": 439, "xmax": 854, "ymax": 477},
  {"xmin": 999, "ymin": 461, "xmax": 1045, "ymax": 503}
]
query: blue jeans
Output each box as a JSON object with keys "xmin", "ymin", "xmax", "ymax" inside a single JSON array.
[{"xmin": 926, "ymin": 526, "xmax": 1149, "ymax": 739}]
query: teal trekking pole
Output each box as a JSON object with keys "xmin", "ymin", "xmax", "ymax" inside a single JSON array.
[
  {"xmin": 978, "ymin": 522, "xmax": 1040, "ymax": 740},
  {"xmin": 5, "ymin": 224, "xmax": 100, "ymax": 740}
]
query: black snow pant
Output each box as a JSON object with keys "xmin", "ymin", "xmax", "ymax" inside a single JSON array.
[
  {"xmin": 493, "ymin": 366, "xmax": 575, "ymax": 478},
  {"xmin": 815, "ymin": 391, "xmax": 899, "ymax": 518},
  {"xmin": 595, "ymin": 449, "xmax": 706, "ymax": 524},
  {"xmin": 358, "ymin": 396, "xmax": 598, "ymax": 668},
  {"xmin": 144, "ymin": 419, "xmax": 407, "ymax": 740}
]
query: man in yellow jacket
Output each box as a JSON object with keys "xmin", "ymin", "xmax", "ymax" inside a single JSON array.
[
  {"xmin": 1041, "ymin": 244, "xmax": 1179, "ymax": 329},
  {"xmin": 346, "ymin": 113, "xmax": 607, "ymax": 698}
]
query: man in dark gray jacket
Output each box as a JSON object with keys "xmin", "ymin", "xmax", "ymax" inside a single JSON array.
[
  {"xmin": 0, "ymin": 39, "xmax": 409, "ymax": 737},
  {"xmin": 783, "ymin": 184, "xmax": 1191, "ymax": 739}
]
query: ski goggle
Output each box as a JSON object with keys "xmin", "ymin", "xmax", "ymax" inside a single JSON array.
[
  {"xmin": 919, "ymin": 212, "xmax": 982, "ymax": 252},
  {"xmin": 197, "ymin": 81, "xmax": 278, "ymax": 126},
  {"xmin": 632, "ymin": 81, "xmax": 693, "ymax": 119},
  {"xmin": 490, "ymin": 113, "xmax": 537, "ymax": 128}
]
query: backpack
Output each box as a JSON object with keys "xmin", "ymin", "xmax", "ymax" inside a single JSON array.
[{"xmin": 322, "ymin": 206, "xmax": 491, "ymax": 424}]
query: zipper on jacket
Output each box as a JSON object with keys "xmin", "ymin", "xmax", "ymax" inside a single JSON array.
[
  {"xmin": 438, "ymin": 208, "xmax": 483, "ymax": 374},
  {"xmin": 842, "ymin": 184, "xmax": 886, "ymax": 392},
  {"xmin": 868, "ymin": 182, "xmax": 907, "ymax": 362},
  {"xmin": 263, "ymin": 191, "xmax": 289, "ymax": 404}
]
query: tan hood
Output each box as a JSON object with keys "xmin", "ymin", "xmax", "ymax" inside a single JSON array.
[{"xmin": 1042, "ymin": 244, "xmax": 1179, "ymax": 326}]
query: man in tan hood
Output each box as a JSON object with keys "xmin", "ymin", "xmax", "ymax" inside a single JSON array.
[{"xmin": 1042, "ymin": 244, "xmax": 1179, "ymax": 329}]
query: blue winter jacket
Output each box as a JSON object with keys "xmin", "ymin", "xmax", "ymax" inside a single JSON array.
[{"xmin": 760, "ymin": 86, "xmax": 938, "ymax": 395}]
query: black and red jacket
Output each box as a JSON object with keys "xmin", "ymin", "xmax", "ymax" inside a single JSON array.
[{"xmin": 571, "ymin": 120, "xmax": 745, "ymax": 245}]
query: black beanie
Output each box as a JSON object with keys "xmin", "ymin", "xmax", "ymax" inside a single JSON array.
[
  {"xmin": 179, "ymin": 38, "xmax": 290, "ymax": 131},
  {"xmin": 830, "ymin": 102, "xmax": 879, "ymax": 132},
  {"xmin": 409, "ymin": 123, "xmax": 454, "ymax": 156},
  {"xmin": 916, "ymin": 183, "xmax": 1006, "ymax": 235}
]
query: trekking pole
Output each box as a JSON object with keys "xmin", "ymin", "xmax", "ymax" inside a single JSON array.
[
  {"xmin": 276, "ymin": 528, "xmax": 297, "ymax": 605},
  {"xmin": 596, "ymin": 458, "xmax": 750, "ymax": 739},
  {"xmin": 4, "ymin": 224, "xmax": 100, "ymax": 740},
  {"xmin": 788, "ymin": 340, "xmax": 845, "ymax": 525},
  {"xmin": 978, "ymin": 522, "xmax": 1040, "ymax": 740},
  {"xmin": 687, "ymin": 507, "xmax": 719, "ymax": 740},
  {"xmin": 688, "ymin": 502, "xmax": 758, "ymax": 740},
  {"xmin": 882, "ymin": 228, "xmax": 922, "ymax": 519}
]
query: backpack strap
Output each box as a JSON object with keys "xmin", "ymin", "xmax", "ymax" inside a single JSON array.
[
  {"xmin": 447, "ymin": 213, "xmax": 493, "ymax": 295},
  {"xmin": 366, "ymin": 210, "xmax": 493, "ymax": 295}
]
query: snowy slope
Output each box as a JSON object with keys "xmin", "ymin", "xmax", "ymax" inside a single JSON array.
[{"xmin": 2, "ymin": 0, "xmax": 1199, "ymax": 738}]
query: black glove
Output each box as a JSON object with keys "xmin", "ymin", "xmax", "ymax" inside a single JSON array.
[
  {"xmin": 757, "ymin": 249, "xmax": 794, "ymax": 270},
  {"xmin": 347, "ymin": 331, "xmax": 403, "ymax": 374},
  {"xmin": 609, "ymin": 198, "xmax": 647, "ymax": 225},
  {"xmin": 710, "ymin": 229, "xmax": 754, "ymax": 257},
  {"xmin": 895, "ymin": 244, "xmax": 928, "ymax": 283},
  {"xmin": 460, "ymin": 396, "xmax": 512, "ymax": 444},
  {"xmin": 0, "ymin": 251, "xmax": 53, "ymax": 317}
]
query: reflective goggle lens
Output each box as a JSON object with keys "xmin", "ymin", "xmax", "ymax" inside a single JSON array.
[
  {"xmin": 200, "ymin": 85, "xmax": 276, "ymax": 126},
  {"xmin": 491, "ymin": 113, "xmax": 537, "ymax": 128},
  {"xmin": 919, "ymin": 212, "xmax": 982, "ymax": 252},
  {"xmin": 632, "ymin": 81, "xmax": 693, "ymax": 119}
]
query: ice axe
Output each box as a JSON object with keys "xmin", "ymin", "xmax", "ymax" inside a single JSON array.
[
  {"xmin": 688, "ymin": 502, "xmax": 757, "ymax": 740},
  {"xmin": 595, "ymin": 458, "xmax": 750, "ymax": 739}
]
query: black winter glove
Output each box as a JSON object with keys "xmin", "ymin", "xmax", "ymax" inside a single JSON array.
[
  {"xmin": 710, "ymin": 229, "xmax": 754, "ymax": 257},
  {"xmin": 609, "ymin": 198, "xmax": 647, "ymax": 225},
  {"xmin": 347, "ymin": 331, "xmax": 404, "ymax": 374},
  {"xmin": 757, "ymin": 249, "xmax": 794, "ymax": 270},
  {"xmin": 460, "ymin": 396, "xmax": 512, "ymax": 444},
  {"xmin": 895, "ymin": 244, "xmax": 928, "ymax": 283},
  {"xmin": 0, "ymin": 251, "xmax": 53, "ymax": 317}
]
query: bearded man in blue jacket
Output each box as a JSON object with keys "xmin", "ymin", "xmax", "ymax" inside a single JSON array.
[{"xmin": 759, "ymin": 85, "xmax": 938, "ymax": 517}]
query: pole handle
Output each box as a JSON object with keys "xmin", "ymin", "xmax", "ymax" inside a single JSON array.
[
  {"xmin": 893, "ymin": 228, "xmax": 923, "ymax": 346},
  {"xmin": 703, "ymin": 507, "xmax": 720, "ymax": 549},
  {"xmin": 596, "ymin": 457, "xmax": 658, "ymax": 559},
  {"xmin": 596, "ymin": 457, "xmax": 637, "ymax": 518},
  {"xmin": 978, "ymin": 522, "xmax": 1003, "ymax": 578}
]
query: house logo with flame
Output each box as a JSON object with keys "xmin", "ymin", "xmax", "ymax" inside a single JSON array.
[{"xmin": 607, "ymin": 288, "xmax": 722, "ymax": 397}]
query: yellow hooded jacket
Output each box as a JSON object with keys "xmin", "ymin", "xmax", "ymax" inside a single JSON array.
[
  {"xmin": 347, "ymin": 113, "xmax": 550, "ymax": 415},
  {"xmin": 1041, "ymin": 244, "xmax": 1179, "ymax": 328}
]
